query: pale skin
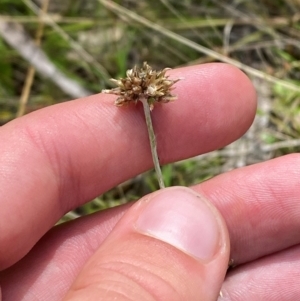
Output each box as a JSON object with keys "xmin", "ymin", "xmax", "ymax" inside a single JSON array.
[{"xmin": 0, "ymin": 63, "xmax": 300, "ymax": 300}]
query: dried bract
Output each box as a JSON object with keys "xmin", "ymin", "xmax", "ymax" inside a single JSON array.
[{"xmin": 102, "ymin": 62, "xmax": 180, "ymax": 110}]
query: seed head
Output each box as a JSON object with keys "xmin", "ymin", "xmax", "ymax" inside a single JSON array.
[{"xmin": 102, "ymin": 62, "xmax": 180, "ymax": 110}]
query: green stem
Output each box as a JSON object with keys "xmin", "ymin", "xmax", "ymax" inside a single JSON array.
[{"xmin": 140, "ymin": 97, "xmax": 165, "ymax": 189}]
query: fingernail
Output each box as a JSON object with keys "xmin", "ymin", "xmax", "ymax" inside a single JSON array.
[{"xmin": 135, "ymin": 187, "xmax": 222, "ymax": 261}]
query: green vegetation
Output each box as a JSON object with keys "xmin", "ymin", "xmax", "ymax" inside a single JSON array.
[{"xmin": 0, "ymin": 0, "xmax": 300, "ymax": 220}]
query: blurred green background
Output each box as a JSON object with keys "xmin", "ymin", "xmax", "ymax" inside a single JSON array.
[{"xmin": 1, "ymin": 0, "xmax": 300, "ymax": 221}]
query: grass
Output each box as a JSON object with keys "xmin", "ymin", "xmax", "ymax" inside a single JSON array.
[{"xmin": 0, "ymin": 0, "xmax": 300, "ymax": 220}]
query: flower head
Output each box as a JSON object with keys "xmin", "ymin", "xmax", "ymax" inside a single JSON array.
[{"xmin": 102, "ymin": 62, "xmax": 180, "ymax": 110}]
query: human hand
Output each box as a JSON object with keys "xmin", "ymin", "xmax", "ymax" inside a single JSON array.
[{"xmin": 0, "ymin": 63, "xmax": 298, "ymax": 300}]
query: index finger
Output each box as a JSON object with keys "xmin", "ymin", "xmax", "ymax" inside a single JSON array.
[{"xmin": 0, "ymin": 63, "xmax": 256, "ymax": 269}]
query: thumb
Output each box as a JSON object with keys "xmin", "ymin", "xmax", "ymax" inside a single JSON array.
[{"xmin": 63, "ymin": 187, "xmax": 230, "ymax": 301}]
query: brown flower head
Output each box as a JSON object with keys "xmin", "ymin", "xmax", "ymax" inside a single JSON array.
[{"xmin": 102, "ymin": 62, "xmax": 180, "ymax": 110}]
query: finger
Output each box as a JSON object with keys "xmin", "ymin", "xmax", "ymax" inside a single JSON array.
[
  {"xmin": 219, "ymin": 244, "xmax": 300, "ymax": 300},
  {"xmin": 0, "ymin": 63, "xmax": 256, "ymax": 269},
  {"xmin": 62, "ymin": 187, "xmax": 230, "ymax": 301},
  {"xmin": 1, "ymin": 188, "xmax": 230, "ymax": 301},
  {"xmin": 0, "ymin": 155, "xmax": 300, "ymax": 300},
  {"xmin": 196, "ymin": 153, "xmax": 300, "ymax": 264},
  {"xmin": 2, "ymin": 155, "xmax": 299, "ymax": 299}
]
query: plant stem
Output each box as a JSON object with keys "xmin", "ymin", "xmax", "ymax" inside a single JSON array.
[{"xmin": 140, "ymin": 97, "xmax": 165, "ymax": 189}]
